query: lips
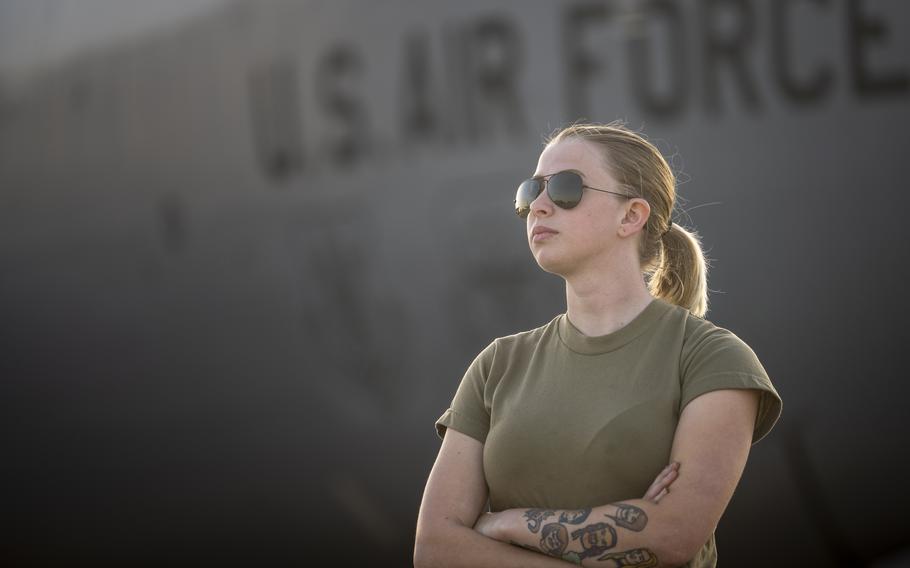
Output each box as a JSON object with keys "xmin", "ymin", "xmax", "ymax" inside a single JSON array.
[
  {"xmin": 532, "ymin": 225, "xmax": 558, "ymax": 236},
  {"xmin": 531, "ymin": 225, "xmax": 558, "ymax": 242}
]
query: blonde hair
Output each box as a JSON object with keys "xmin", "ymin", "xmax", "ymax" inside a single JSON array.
[{"xmin": 546, "ymin": 120, "xmax": 710, "ymax": 318}]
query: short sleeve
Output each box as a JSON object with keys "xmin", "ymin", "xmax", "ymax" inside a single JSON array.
[
  {"xmin": 435, "ymin": 341, "xmax": 496, "ymax": 444},
  {"xmin": 680, "ymin": 324, "xmax": 783, "ymax": 444}
]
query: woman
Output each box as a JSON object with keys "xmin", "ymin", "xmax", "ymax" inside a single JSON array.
[{"xmin": 414, "ymin": 121, "xmax": 782, "ymax": 567}]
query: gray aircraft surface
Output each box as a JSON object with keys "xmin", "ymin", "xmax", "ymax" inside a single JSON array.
[{"xmin": 2, "ymin": 1, "xmax": 909, "ymax": 566}]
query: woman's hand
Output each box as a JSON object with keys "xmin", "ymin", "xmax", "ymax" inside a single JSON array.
[{"xmin": 642, "ymin": 461, "xmax": 680, "ymax": 503}]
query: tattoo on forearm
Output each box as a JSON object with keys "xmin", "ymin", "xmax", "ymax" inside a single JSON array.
[
  {"xmin": 570, "ymin": 522, "xmax": 618, "ymax": 559},
  {"xmin": 597, "ymin": 548, "xmax": 659, "ymax": 567},
  {"xmin": 511, "ymin": 538, "xmax": 583, "ymax": 566},
  {"xmin": 523, "ymin": 508, "xmax": 555, "ymax": 533},
  {"xmin": 521, "ymin": 505, "xmax": 651, "ymax": 565},
  {"xmin": 607, "ymin": 503, "xmax": 648, "ymax": 532},
  {"xmin": 559, "ymin": 508, "xmax": 591, "ymax": 525},
  {"xmin": 539, "ymin": 523, "xmax": 569, "ymax": 556}
]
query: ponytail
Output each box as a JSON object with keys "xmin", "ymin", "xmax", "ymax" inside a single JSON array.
[{"xmin": 647, "ymin": 222, "xmax": 709, "ymax": 318}]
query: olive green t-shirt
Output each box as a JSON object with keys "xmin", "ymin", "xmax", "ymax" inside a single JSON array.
[{"xmin": 435, "ymin": 297, "xmax": 782, "ymax": 568}]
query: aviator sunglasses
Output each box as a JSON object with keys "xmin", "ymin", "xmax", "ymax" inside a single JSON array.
[{"xmin": 515, "ymin": 170, "xmax": 632, "ymax": 218}]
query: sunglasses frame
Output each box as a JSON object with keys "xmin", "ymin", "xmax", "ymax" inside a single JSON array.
[{"xmin": 514, "ymin": 170, "xmax": 633, "ymax": 218}]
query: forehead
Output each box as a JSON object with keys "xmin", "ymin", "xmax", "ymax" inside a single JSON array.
[{"xmin": 534, "ymin": 137, "xmax": 611, "ymax": 180}]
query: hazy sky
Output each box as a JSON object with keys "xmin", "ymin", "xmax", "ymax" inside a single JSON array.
[{"xmin": 0, "ymin": 0, "xmax": 227, "ymax": 78}]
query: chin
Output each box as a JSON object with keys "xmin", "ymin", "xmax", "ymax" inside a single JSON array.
[{"xmin": 532, "ymin": 249, "xmax": 572, "ymax": 277}]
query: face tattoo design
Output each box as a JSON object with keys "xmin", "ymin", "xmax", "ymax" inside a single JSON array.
[
  {"xmin": 597, "ymin": 548, "xmax": 659, "ymax": 567},
  {"xmin": 559, "ymin": 509, "xmax": 592, "ymax": 525},
  {"xmin": 607, "ymin": 504, "xmax": 648, "ymax": 532},
  {"xmin": 570, "ymin": 522, "xmax": 618, "ymax": 559},
  {"xmin": 539, "ymin": 523, "xmax": 569, "ymax": 556},
  {"xmin": 523, "ymin": 509, "xmax": 555, "ymax": 533}
]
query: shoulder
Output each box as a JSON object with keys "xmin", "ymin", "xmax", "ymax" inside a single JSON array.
[
  {"xmin": 486, "ymin": 313, "xmax": 562, "ymax": 352},
  {"xmin": 679, "ymin": 311, "xmax": 763, "ymax": 374},
  {"xmin": 681, "ymin": 308, "xmax": 740, "ymax": 342},
  {"xmin": 676, "ymin": 310, "xmax": 783, "ymax": 444},
  {"xmin": 466, "ymin": 314, "xmax": 562, "ymax": 376}
]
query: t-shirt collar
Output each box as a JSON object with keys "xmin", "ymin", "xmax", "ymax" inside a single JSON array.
[{"xmin": 557, "ymin": 297, "xmax": 673, "ymax": 355}]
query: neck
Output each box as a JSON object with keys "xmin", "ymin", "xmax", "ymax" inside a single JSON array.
[{"xmin": 564, "ymin": 253, "xmax": 654, "ymax": 337}]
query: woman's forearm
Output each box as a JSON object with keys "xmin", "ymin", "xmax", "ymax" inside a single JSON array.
[
  {"xmin": 414, "ymin": 518, "xmax": 575, "ymax": 568},
  {"xmin": 480, "ymin": 500, "xmax": 688, "ymax": 567}
]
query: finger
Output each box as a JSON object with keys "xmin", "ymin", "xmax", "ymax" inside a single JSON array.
[
  {"xmin": 644, "ymin": 463, "xmax": 680, "ymax": 500},
  {"xmin": 647, "ymin": 486, "xmax": 668, "ymax": 504},
  {"xmin": 643, "ymin": 486, "xmax": 659, "ymax": 500},
  {"xmin": 645, "ymin": 477, "xmax": 671, "ymax": 500},
  {"xmin": 655, "ymin": 467, "xmax": 678, "ymax": 487},
  {"xmin": 653, "ymin": 463, "xmax": 675, "ymax": 484},
  {"xmin": 660, "ymin": 464, "xmax": 680, "ymax": 482},
  {"xmin": 650, "ymin": 476, "xmax": 675, "ymax": 497},
  {"xmin": 643, "ymin": 480, "xmax": 664, "ymax": 500},
  {"xmin": 659, "ymin": 470, "xmax": 678, "ymax": 490}
]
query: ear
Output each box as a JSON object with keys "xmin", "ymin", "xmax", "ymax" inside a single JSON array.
[{"xmin": 619, "ymin": 198, "xmax": 651, "ymax": 237}]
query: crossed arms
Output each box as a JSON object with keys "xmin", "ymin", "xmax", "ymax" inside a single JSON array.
[{"xmin": 414, "ymin": 388, "xmax": 760, "ymax": 567}]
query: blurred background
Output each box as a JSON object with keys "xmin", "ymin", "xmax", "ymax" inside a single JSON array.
[{"xmin": 2, "ymin": 0, "xmax": 908, "ymax": 566}]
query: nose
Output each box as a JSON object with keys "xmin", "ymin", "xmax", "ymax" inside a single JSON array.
[{"xmin": 529, "ymin": 184, "xmax": 554, "ymax": 218}]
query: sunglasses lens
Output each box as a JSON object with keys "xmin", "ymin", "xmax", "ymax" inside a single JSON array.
[
  {"xmin": 547, "ymin": 171, "xmax": 583, "ymax": 209},
  {"xmin": 515, "ymin": 179, "xmax": 542, "ymax": 218}
]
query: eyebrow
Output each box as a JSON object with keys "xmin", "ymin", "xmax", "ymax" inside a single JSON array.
[{"xmin": 531, "ymin": 168, "xmax": 586, "ymax": 181}]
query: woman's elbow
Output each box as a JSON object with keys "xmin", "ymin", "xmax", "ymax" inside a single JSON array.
[
  {"xmin": 412, "ymin": 541, "xmax": 429, "ymax": 568},
  {"xmin": 414, "ymin": 516, "xmax": 478, "ymax": 568},
  {"xmin": 660, "ymin": 548, "xmax": 692, "ymax": 568},
  {"xmin": 637, "ymin": 539, "xmax": 694, "ymax": 568},
  {"xmin": 413, "ymin": 529, "xmax": 434, "ymax": 568},
  {"xmin": 663, "ymin": 540, "xmax": 709, "ymax": 568},
  {"xmin": 413, "ymin": 537, "xmax": 438, "ymax": 568},
  {"xmin": 413, "ymin": 523, "xmax": 450, "ymax": 568},
  {"xmin": 651, "ymin": 514, "xmax": 712, "ymax": 567}
]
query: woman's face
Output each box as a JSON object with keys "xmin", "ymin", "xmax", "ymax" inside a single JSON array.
[{"xmin": 526, "ymin": 137, "xmax": 640, "ymax": 277}]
